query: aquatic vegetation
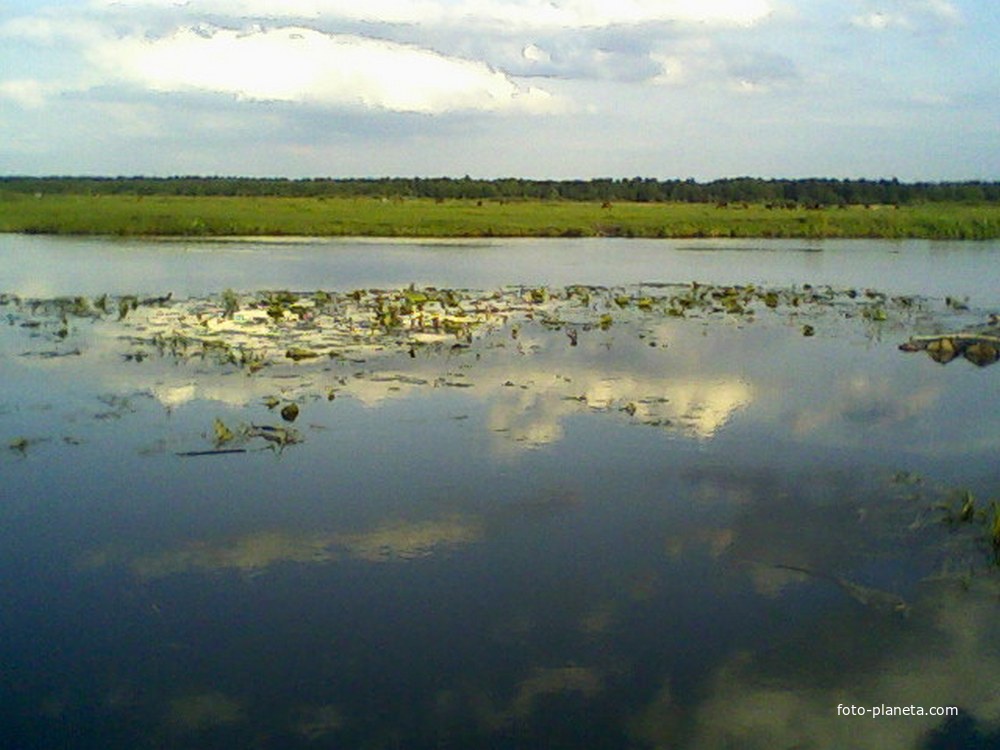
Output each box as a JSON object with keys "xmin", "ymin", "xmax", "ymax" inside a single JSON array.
[
  {"xmin": 8, "ymin": 436, "xmax": 34, "ymax": 455},
  {"xmin": 117, "ymin": 295, "xmax": 138, "ymax": 320},
  {"xmin": 774, "ymin": 564, "xmax": 909, "ymax": 616},
  {"xmin": 285, "ymin": 347, "xmax": 320, "ymax": 361},
  {"xmin": 960, "ymin": 490, "xmax": 976, "ymax": 523},
  {"xmin": 213, "ymin": 418, "xmax": 235, "ymax": 446},
  {"xmin": 892, "ymin": 470, "xmax": 924, "ymax": 486},
  {"xmin": 185, "ymin": 418, "xmax": 304, "ymax": 456},
  {"xmin": 990, "ymin": 504, "xmax": 1000, "ymax": 561},
  {"xmin": 245, "ymin": 423, "xmax": 302, "ymax": 449},
  {"xmin": 4, "ymin": 273, "xmax": 1000, "ymax": 750},
  {"xmin": 965, "ymin": 341, "xmax": 1000, "ymax": 366},
  {"xmin": 861, "ymin": 305, "xmax": 888, "ymax": 322},
  {"xmin": 221, "ymin": 288, "xmax": 239, "ymax": 319},
  {"xmin": 0, "ymin": 282, "xmax": 954, "ymax": 384},
  {"xmin": 1, "ymin": 281, "xmax": 986, "ymax": 472},
  {"xmin": 900, "ymin": 325, "xmax": 1000, "ymax": 367},
  {"xmin": 94, "ymin": 394, "xmax": 137, "ymax": 420}
]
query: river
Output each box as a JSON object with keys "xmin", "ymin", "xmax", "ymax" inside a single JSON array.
[{"xmin": 1, "ymin": 235, "xmax": 999, "ymax": 749}]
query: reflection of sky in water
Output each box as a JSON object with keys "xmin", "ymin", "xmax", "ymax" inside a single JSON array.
[
  {"xmin": 2, "ymin": 244, "xmax": 1000, "ymax": 749},
  {"xmin": 4, "ymin": 234, "xmax": 1000, "ymax": 303}
]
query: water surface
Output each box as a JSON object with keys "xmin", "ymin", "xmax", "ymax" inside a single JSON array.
[
  {"xmin": 2, "ymin": 236, "xmax": 999, "ymax": 749},
  {"xmin": 3, "ymin": 234, "xmax": 1000, "ymax": 302}
]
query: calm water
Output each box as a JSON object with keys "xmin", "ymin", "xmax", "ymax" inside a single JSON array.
[
  {"xmin": 3, "ymin": 233, "xmax": 1000, "ymax": 302},
  {"xmin": 2, "ymin": 235, "xmax": 999, "ymax": 749}
]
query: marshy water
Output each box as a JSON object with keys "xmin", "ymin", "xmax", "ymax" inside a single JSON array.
[{"xmin": 2, "ymin": 235, "xmax": 1000, "ymax": 749}]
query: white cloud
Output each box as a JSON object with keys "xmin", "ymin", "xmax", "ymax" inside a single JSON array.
[
  {"xmin": 0, "ymin": 13, "xmax": 105, "ymax": 44},
  {"xmin": 1, "ymin": 0, "xmax": 781, "ymax": 111},
  {"xmin": 650, "ymin": 53, "xmax": 687, "ymax": 85},
  {"xmin": 647, "ymin": 40, "xmax": 795, "ymax": 92},
  {"xmin": 522, "ymin": 43, "xmax": 550, "ymax": 64},
  {"xmin": 0, "ymin": 79, "xmax": 48, "ymax": 108},
  {"xmin": 86, "ymin": 25, "xmax": 561, "ymax": 114},
  {"xmin": 86, "ymin": 0, "xmax": 775, "ymax": 29},
  {"xmin": 850, "ymin": 0, "xmax": 961, "ymax": 32}
]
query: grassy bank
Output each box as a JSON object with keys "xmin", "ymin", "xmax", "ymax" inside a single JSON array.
[{"xmin": 1, "ymin": 193, "xmax": 999, "ymax": 239}]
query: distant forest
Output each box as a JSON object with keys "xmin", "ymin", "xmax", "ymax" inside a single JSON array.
[{"xmin": 3, "ymin": 176, "xmax": 999, "ymax": 205}]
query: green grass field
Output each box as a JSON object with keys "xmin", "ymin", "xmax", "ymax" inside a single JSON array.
[{"xmin": 1, "ymin": 193, "xmax": 998, "ymax": 239}]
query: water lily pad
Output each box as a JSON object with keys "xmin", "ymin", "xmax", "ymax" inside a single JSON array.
[
  {"xmin": 286, "ymin": 347, "xmax": 320, "ymax": 361},
  {"xmin": 964, "ymin": 342, "xmax": 999, "ymax": 367},
  {"xmin": 213, "ymin": 418, "xmax": 235, "ymax": 445},
  {"xmin": 926, "ymin": 337, "xmax": 957, "ymax": 363}
]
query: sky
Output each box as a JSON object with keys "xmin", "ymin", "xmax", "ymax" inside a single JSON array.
[{"xmin": 0, "ymin": 0, "xmax": 997, "ymax": 180}]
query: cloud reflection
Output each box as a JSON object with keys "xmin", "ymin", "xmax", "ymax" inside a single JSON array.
[{"xmin": 682, "ymin": 580, "xmax": 1000, "ymax": 749}]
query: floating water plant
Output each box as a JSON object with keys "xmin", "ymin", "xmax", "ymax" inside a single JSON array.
[
  {"xmin": 900, "ymin": 325, "xmax": 1000, "ymax": 367},
  {"xmin": 7, "ymin": 285, "xmax": 990, "ymax": 404},
  {"xmin": 117, "ymin": 295, "xmax": 138, "ymax": 320},
  {"xmin": 221, "ymin": 288, "xmax": 239, "ymax": 319},
  {"xmin": 990, "ymin": 502, "xmax": 1000, "ymax": 562},
  {"xmin": 8, "ymin": 436, "xmax": 30, "ymax": 454},
  {"xmin": 862, "ymin": 305, "xmax": 888, "ymax": 322},
  {"xmin": 213, "ymin": 418, "xmax": 235, "ymax": 446},
  {"xmin": 960, "ymin": 490, "xmax": 976, "ymax": 522},
  {"xmin": 246, "ymin": 424, "xmax": 302, "ymax": 450},
  {"xmin": 965, "ymin": 342, "xmax": 999, "ymax": 367}
]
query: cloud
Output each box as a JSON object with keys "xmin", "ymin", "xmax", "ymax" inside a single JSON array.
[
  {"xmin": 522, "ymin": 43, "xmax": 550, "ymax": 64},
  {"xmin": 725, "ymin": 50, "xmax": 797, "ymax": 88},
  {"xmin": 86, "ymin": 0, "xmax": 775, "ymax": 30},
  {"xmin": 0, "ymin": 78, "xmax": 47, "ymax": 108},
  {"xmin": 1, "ymin": 0, "xmax": 783, "ymax": 114},
  {"xmin": 85, "ymin": 24, "xmax": 560, "ymax": 114},
  {"xmin": 850, "ymin": 0, "xmax": 961, "ymax": 32},
  {"xmin": 648, "ymin": 40, "xmax": 797, "ymax": 92},
  {"xmin": 0, "ymin": 12, "xmax": 105, "ymax": 45}
]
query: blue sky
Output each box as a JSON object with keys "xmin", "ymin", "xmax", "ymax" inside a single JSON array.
[{"xmin": 1, "ymin": 0, "xmax": 997, "ymax": 179}]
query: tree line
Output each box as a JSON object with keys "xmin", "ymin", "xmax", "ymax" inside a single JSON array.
[{"xmin": 2, "ymin": 175, "xmax": 998, "ymax": 205}]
